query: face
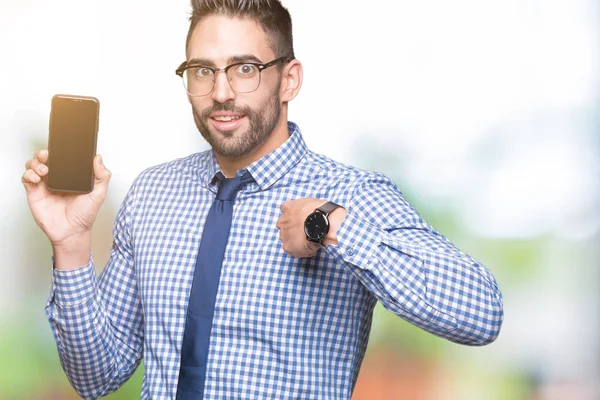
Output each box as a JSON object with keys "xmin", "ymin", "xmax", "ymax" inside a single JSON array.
[{"xmin": 186, "ymin": 16, "xmax": 283, "ymax": 158}]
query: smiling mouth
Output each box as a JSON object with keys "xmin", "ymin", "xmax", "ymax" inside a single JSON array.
[{"xmin": 211, "ymin": 115, "xmax": 245, "ymax": 122}]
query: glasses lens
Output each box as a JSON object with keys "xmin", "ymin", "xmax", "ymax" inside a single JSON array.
[
  {"xmin": 227, "ymin": 64, "xmax": 261, "ymax": 93},
  {"xmin": 183, "ymin": 67, "xmax": 214, "ymax": 96}
]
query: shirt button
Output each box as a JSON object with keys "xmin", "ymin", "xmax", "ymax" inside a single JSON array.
[{"xmin": 346, "ymin": 247, "xmax": 355, "ymax": 257}]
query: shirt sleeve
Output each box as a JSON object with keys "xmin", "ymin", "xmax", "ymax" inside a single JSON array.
[
  {"xmin": 44, "ymin": 181, "xmax": 143, "ymax": 399},
  {"xmin": 325, "ymin": 173, "xmax": 504, "ymax": 345}
]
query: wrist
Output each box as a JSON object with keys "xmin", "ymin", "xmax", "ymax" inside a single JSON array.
[
  {"xmin": 322, "ymin": 207, "xmax": 347, "ymax": 246},
  {"xmin": 52, "ymin": 232, "xmax": 92, "ymax": 271}
]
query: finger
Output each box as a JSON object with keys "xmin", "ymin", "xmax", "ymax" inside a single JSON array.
[
  {"xmin": 24, "ymin": 158, "xmax": 34, "ymax": 170},
  {"xmin": 25, "ymin": 159, "xmax": 48, "ymax": 176},
  {"xmin": 33, "ymin": 149, "xmax": 49, "ymax": 163},
  {"xmin": 21, "ymin": 169, "xmax": 41, "ymax": 192},
  {"xmin": 22, "ymin": 168, "xmax": 41, "ymax": 184},
  {"xmin": 36, "ymin": 149, "xmax": 48, "ymax": 164},
  {"xmin": 26, "ymin": 149, "xmax": 48, "ymax": 170}
]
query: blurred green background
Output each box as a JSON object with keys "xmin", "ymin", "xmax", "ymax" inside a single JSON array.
[{"xmin": 2, "ymin": 0, "xmax": 599, "ymax": 399}]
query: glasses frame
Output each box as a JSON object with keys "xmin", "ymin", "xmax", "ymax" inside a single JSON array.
[{"xmin": 175, "ymin": 56, "xmax": 292, "ymax": 97}]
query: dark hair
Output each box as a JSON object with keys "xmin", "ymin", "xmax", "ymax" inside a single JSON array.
[{"xmin": 186, "ymin": 0, "xmax": 295, "ymax": 60}]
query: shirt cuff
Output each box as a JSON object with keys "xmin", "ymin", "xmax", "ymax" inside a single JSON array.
[
  {"xmin": 325, "ymin": 212, "xmax": 384, "ymax": 269},
  {"xmin": 47, "ymin": 253, "xmax": 97, "ymax": 307}
]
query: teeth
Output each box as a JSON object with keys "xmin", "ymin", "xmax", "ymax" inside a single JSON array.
[{"xmin": 214, "ymin": 115, "xmax": 241, "ymax": 122}]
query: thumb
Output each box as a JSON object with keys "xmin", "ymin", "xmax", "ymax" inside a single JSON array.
[
  {"xmin": 93, "ymin": 155, "xmax": 111, "ymax": 182},
  {"xmin": 90, "ymin": 155, "xmax": 112, "ymax": 200}
]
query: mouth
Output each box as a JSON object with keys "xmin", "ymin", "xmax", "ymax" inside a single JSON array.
[{"xmin": 209, "ymin": 113, "xmax": 246, "ymax": 131}]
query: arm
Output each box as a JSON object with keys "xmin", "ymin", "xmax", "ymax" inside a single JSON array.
[
  {"xmin": 325, "ymin": 173, "xmax": 503, "ymax": 345},
  {"xmin": 44, "ymin": 182, "xmax": 144, "ymax": 399}
]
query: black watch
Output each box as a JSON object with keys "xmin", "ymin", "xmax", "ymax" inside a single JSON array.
[{"xmin": 304, "ymin": 201, "xmax": 342, "ymax": 244}]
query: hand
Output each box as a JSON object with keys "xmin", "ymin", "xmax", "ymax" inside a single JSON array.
[
  {"xmin": 276, "ymin": 198, "xmax": 347, "ymax": 258},
  {"xmin": 22, "ymin": 149, "xmax": 112, "ymax": 252}
]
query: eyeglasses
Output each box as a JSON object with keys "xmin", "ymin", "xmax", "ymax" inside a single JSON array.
[{"xmin": 175, "ymin": 57, "xmax": 292, "ymax": 97}]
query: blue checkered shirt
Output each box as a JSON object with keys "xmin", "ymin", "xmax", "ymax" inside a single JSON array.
[{"xmin": 45, "ymin": 122, "xmax": 503, "ymax": 399}]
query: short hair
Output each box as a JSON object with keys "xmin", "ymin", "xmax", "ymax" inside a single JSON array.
[{"xmin": 186, "ymin": 0, "xmax": 295, "ymax": 60}]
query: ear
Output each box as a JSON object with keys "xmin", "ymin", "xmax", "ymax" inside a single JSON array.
[{"xmin": 280, "ymin": 59, "xmax": 303, "ymax": 102}]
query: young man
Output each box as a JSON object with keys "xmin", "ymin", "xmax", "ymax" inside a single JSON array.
[{"xmin": 22, "ymin": 0, "xmax": 503, "ymax": 399}]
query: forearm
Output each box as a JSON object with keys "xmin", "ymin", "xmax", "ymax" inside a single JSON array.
[
  {"xmin": 327, "ymin": 212, "xmax": 503, "ymax": 345},
  {"xmin": 45, "ymin": 257, "xmax": 141, "ymax": 399}
]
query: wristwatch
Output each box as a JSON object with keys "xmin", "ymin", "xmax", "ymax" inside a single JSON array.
[{"xmin": 304, "ymin": 201, "xmax": 342, "ymax": 244}]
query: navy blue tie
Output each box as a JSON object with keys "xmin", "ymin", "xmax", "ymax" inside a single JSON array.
[{"xmin": 176, "ymin": 171, "xmax": 254, "ymax": 400}]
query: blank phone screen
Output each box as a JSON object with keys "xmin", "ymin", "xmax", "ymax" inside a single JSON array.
[{"xmin": 47, "ymin": 96, "xmax": 99, "ymax": 193}]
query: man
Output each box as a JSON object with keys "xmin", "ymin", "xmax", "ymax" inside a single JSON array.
[{"xmin": 22, "ymin": 0, "xmax": 503, "ymax": 399}]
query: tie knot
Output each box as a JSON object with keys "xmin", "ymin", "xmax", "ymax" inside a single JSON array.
[{"xmin": 215, "ymin": 172, "xmax": 254, "ymax": 201}]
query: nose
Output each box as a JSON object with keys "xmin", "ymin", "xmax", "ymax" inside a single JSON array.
[{"xmin": 211, "ymin": 70, "xmax": 236, "ymax": 104}]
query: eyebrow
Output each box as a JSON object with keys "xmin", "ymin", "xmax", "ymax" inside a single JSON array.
[{"xmin": 187, "ymin": 54, "xmax": 264, "ymax": 67}]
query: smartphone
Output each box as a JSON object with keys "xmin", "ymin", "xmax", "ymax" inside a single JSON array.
[{"xmin": 46, "ymin": 94, "xmax": 100, "ymax": 194}]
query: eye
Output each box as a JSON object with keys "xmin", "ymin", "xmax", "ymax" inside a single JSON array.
[
  {"xmin": 194, "ymin": 67, "xmax": 213, "ymax": 78},
  {"xmin": 233, "ymin": 64, "xmax": 257, "ymax": 76}
]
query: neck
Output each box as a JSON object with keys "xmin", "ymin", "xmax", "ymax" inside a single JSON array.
[{"xmin": 215, "ymin": 113, "xmax": 290, "ymax": 178}]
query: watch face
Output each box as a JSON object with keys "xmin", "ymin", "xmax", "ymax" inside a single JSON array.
[{"xmin": 304, "ymin": 212, "xmax": 329, "ymax": 241}]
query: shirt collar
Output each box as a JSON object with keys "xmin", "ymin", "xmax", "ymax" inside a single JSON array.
[{"xmin": 205, "ymin": 121, "xmax": 307, "ymax": 191}]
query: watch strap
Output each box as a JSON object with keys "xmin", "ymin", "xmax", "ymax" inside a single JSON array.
[{"xmin": 316, "ymin": 201, "xmax": 341, "ymax": 217}]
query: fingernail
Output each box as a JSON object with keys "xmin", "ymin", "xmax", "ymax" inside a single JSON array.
[
  {"xmin": 98, "ymin": 155, "xmax": 103, "ymax": 166},
  {"xmin": 39, "ymin": 165, "xmax": 47, "ymax": 173}
]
